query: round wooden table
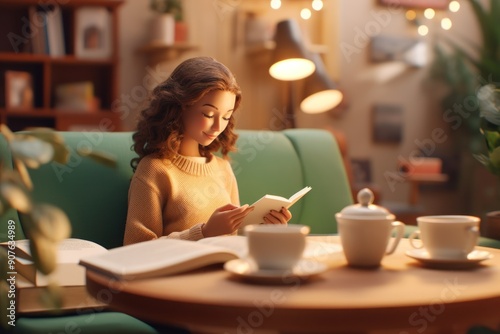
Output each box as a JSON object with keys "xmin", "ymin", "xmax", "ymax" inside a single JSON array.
[{"xmin": 85, "ymin": 236, "xmax": 500, "ymax": 333}]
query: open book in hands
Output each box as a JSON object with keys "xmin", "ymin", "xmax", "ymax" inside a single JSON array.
[{"xmin": 240, "ymin": 186, "xmax": 312, "ymax": 228}]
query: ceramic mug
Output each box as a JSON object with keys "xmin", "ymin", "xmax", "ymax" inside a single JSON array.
[
  {"xmin": 244, "ymin": 224, "xmax": 310, "ymax": 270},
  {"xmin": 409, "ymin": 215, "xmax": 480, "ymax": 259},
  {"xmin": 336, "ymin": 214, "xmax": 405, "ymax": 268}
]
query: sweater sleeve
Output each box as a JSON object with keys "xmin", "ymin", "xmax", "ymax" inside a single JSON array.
[
  {"xmin": 123, "ymin": 176, "xmax": 164, "ymax": 245},
  {"xmin": 226, "ymin": 160, "xmax": 240, "ymax": 206}
]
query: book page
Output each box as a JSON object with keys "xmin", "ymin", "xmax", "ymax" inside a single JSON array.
[
  {"xmin": 1, "ymin": 238, "xmax": 107, "ymax": 263},
  {"xmin": 57, "ymin": 238, "xmax": 107, "ymax": 263},
  {"xmin": 198, "ymin": 236, "xmax": 247, "ymax": 258},
  {"xmin": 289, "ymin": 186, "xmax": 312, "ymax": 205},
  {"xmin": 80, "ymin": 238, "xmax": 240, "ymax": 280},
  {"xmin": 239, "ymin": 186, "xmax": 312, "ymax": 229}
]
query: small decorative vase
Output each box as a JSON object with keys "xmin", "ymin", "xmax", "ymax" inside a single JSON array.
[
  {"xmin": 482, "ymin": 211, "xmax": 500, "ymax": 240},
  {"xmin": 151, "ymin": 13, "xmax": 175, "ymax": 45},
  {"xmin": 175, "ymin": 21, "xmax": 188, "ymax": 43}
]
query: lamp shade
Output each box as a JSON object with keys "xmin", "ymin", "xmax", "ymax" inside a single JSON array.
[
  {"xmin": 300, "ymin": 52, "xmax": 343, "ymax": 114},
  {"xmin": 269, "ymin": 19, "xmax": 315, "ymax": 81}
]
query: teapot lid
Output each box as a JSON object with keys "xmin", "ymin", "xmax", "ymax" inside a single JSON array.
[{"xmin": 338, "ymin": 188, "xmax": 392, "ymax": 219}]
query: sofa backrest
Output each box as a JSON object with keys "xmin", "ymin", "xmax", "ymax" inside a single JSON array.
[{"xmin": 0, "ymin": 129, "xmax": 352, "ymax": 248}]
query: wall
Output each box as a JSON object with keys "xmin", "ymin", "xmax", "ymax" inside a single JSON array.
[
  {"xmin": 330, "ymin": 0, "xmax": 483, "ymax": 215},
  {"xmin": 118, "ymin": 0, "xmax": 485, "ymax": 216}
]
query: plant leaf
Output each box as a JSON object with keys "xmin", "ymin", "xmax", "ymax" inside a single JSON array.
[
  {"xmin": 39, "ymin": 282, "xmax": 63, "ymax": 311},
  {"xmin": 14, "ymin": 158, "xmax": 33, "ymax": 190},
  {"xmin": 30, "ymin": 204, "xmax": 72, "ymax": 242},
  {"xmin": 10, "ymin": 135, "xmax": 54, "ymax": 168},
  {"xmin": 29, "ymin": 236, "xmax": 57, "ymax": 275},
  {"xmin": 26, "ymin": 128, "xmax": 70, "ymax": 164},
  {"xmin": 76, "ymin": 148, "xmax": 117, "ymax": 168},
  {"xmin": 0, "ymin": 181, "xmax": 32, "ymax": 213}
]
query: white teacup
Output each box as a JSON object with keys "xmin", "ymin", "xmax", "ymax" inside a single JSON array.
[
  {"xmin": 409, "ymin": 215, "xmax": 480, "ymax": 259},
  {"xmin": 244, "ymin": 224, "xmax": 310, "ymax": 270}
]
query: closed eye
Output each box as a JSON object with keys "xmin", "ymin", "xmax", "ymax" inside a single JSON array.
[{"xmin": 203, "ymin": 113, "xmax": 214, "ymax": 119}]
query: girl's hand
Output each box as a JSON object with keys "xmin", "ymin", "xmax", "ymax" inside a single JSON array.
[
  {"xmin": 203, "ymin": 204, "xmax": 254, "ymax": 237},
  {"xmin": 263, "ymin": 207, "xmax": 292, "ymax": 225}
]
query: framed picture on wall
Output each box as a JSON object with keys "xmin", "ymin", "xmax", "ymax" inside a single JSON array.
[
  {"xmin": 379, "ymin": 0, "xmax": 449, "ymax": 9},
  {"xmin": 75, "ymin": 6, "xmax": 112, "ymax": 59},
  {"xmin": 372, "ymin": 104, "xmax": 403, "ymax": 143},
  {"xmin": 5, "ymin": 70, "xmax": 34, "ymax": 111},
  {"xmin": 351, "ymin": 158, "xmax": 373, "ymax": 185}
]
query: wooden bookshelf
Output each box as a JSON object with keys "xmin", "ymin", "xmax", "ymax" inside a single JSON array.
[{"xmin": 0, "ymin": 0, "xmax": 124, "ymax": 131}]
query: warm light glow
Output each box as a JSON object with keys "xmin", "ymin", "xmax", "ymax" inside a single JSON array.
[
  {"xmin": 312, "ymin": 0, "xmax": 323, "ymax": 11},
  {"xmin": 300, "ymin": 90, "xmax": 343, "ymax": 114},
  {"xmin": 405, "ymin": 10, "xmax": 417, "ymax": 21},
  {"xmin": 300, "ymin": 8, "xmax": 312, "ymax": 20},
  {"xmin": 270, "ymin": 0, "xmax": 281, "ymax": 10},
  {"xmin": 269, "ymin": 58, "xmax": 315, "ymax": 81},
  {"xmin": 424, "ymin": 8, "xmax": 435, "ymax": 19},
  {"xmin": 417, "ymin": 25, "xmax": 429, "ymax": 36},
  {"xmin": 449, "ymin": 1, "xmax": 460, "ymax": 12},
  {"xmin": 441, "ymin": 17, "xmax": 452, "ymax": 30}
]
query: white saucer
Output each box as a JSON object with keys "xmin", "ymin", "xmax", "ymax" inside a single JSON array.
[
  {"xmin": 224, "ymin": 258, "xmax": 328, "ymax": 284},
  {"xmin": 405, "ymin": 249, "xmax": 493, "ymax": 269}
]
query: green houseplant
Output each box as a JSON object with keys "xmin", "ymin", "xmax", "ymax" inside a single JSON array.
[
  {"xmin": 428, "ymin": 0, "xmax": 500, "ymax": 215},
  {"xmin": 476, "ymin": 84, "xmax": 500, "ymax": 239}
]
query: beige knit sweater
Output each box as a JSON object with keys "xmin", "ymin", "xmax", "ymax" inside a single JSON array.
[{"xmin": 123, "ymin": 154, "xmax": 240, "ymax": 245}]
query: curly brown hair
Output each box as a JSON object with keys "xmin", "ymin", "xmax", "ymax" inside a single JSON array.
[{"xmin": 131, "ymin": 57, "xmax": 242, "ymax": 171}]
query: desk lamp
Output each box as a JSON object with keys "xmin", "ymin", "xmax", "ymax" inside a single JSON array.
[
  {"xmin": 269, "ymin": 19, "xmax": 315, "ymax": 81},
  {"xmin": 300, "ymin": 52, "xmax": 343, "ymax": 114},
  {"xmin": 269, "ymin": 19, "xmax": 315, "ymax": 128}
]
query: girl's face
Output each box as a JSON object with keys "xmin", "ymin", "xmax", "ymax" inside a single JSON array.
[{"xmin": 180, "ymin": 89, "xmax": 236, "ymax": 156}]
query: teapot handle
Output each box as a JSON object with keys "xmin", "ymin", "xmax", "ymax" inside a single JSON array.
[{"xmin": 386, "ymin": 221, "xmax": 405, "ymax": 255}]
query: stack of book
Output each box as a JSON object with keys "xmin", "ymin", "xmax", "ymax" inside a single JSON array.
[
  {"xmin": 55, "ymin": 81, "xmax": 100, "ymax": 112},
  {"xmin": 1, "ymin": 238, "xmax": 107, "ymax": 315}
]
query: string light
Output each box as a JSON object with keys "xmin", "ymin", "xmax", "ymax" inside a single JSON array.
[
  {"xmin": 301, "ymin": 8, "xmax": 312, "ymax": 20},
  {"xmin": 269, "ymin": 0, "xmax": 324, "ymax": 14},
  {"xmin": 449, "ymin": 1, "xmax": 460, "ymax": 12},
  {"xmin": 404, "ymin": 1, "xmax": 460, "ymax": 33},
  {"xmin": 424, "ymin": 8, "xmax": 435, "ymax": 19},
  {"xmin": 418, "ymin": 25, "xmax": 429, "ymax": 36},
  {"xmin": 441, "ymin": 17, "xmax": 452, "ymax": 30},
  {"xmin": 405, "ymin": 10, "xmax": 417, "ymax": 21},
  {"xmin": 270, "ymin": 0, "xmax": 281, "ymax": 10},
  {"xmin": 312, "ymin": 0, "xmax": 323, "ymax": 11}
]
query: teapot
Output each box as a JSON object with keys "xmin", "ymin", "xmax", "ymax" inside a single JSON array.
[{"xmin": 335, "ymin": 188, "xmax": 405, "ymax": 267}]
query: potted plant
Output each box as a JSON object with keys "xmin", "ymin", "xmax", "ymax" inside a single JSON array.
[{"xmin": 149, "ymin": 0, "xmax": 186, "ymax": 45}]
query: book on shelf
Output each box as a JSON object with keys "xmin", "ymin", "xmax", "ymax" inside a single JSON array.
[
  {"xmin": 45, "ymin": 5, "xmax": 66, "ymax": 56},
  {"xmin": 240, "ymin": 186, "xmax": 312, "ymax": 228},
  {"xmin": 79, "ymin": 235, "xmax": 338, "ymax": 281},
  {"xmin": 55, "ymin": 81, "xmax": 97, "ymax": 112},
  {"xmin": 1, "ymin": 238, "xmax": 107, "ymax": 286},
  {"xmin": 14, "ymin": 274, "xmax": 106, "ymax": 315},
  {"xmin": 28, "ymin": 6, "xmax": 45, "ymax": 54}
]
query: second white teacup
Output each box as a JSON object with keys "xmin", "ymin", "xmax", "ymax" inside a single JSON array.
[
  {"xmin": 244, "ymin": 224, "xmax": 310, "ymax": 270},
  {"xmin": 409, "ymin": 215, "xmax": 480, "ymax": 259}
]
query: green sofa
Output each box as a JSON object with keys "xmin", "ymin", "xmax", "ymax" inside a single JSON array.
[
  {"xmin": 0, "ymin": 129, "xmax": 353, "ymax": 333},
  {"xmin": 1, "ymin": 128, "xmax": 499, "ymax": 333}
]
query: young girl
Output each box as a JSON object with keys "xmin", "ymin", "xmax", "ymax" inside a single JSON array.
[{"xmin": 124, "ymin": 57, "xmax": 291, "ymax": 245}]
